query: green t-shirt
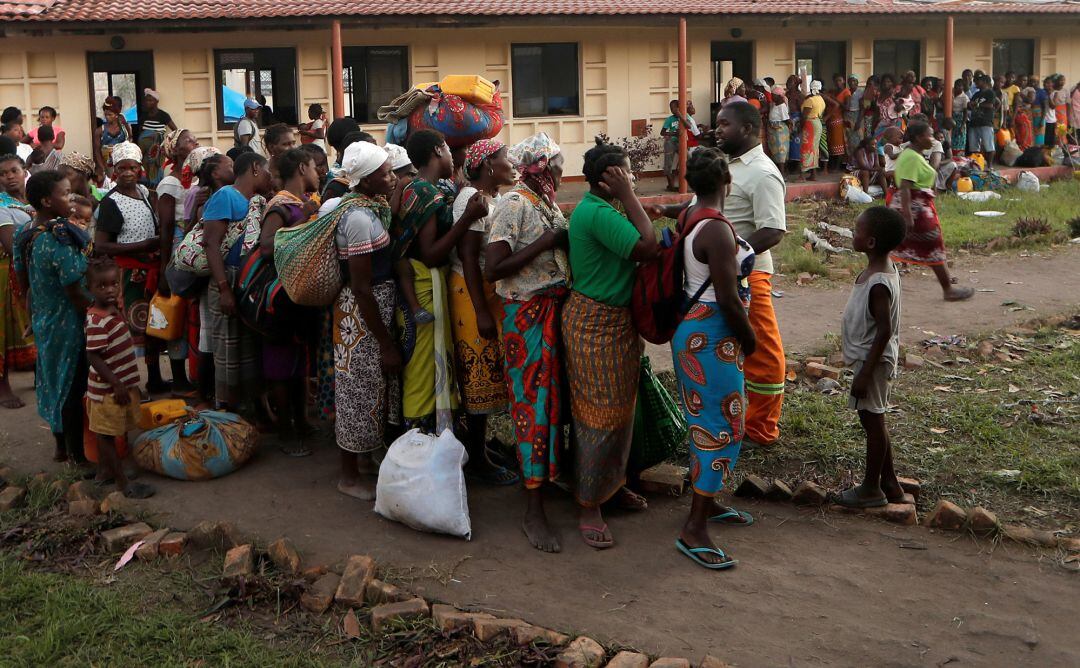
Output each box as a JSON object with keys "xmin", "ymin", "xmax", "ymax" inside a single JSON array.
[
  {"xmin": 662, "ymin": 115, "xmax": 679, "ymax": 134},
  {"xmin": 568, "ymin": 192, "xmax": 642, "ymax": 306},
  {"xmin": 894, "ymin": 148, "xmax": 936, "ymax": 190}
]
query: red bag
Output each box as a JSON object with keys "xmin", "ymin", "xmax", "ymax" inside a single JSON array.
[
  {"xmin": 631, "ymin": 205, "xmax": 719, "ymax": 344},
  {"xmin": 408, "ymin": 86, "xmax": 504, "ymax": 149}
]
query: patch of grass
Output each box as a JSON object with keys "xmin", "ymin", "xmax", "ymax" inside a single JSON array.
[{"xmin": 738, "ymin": 320, "xmax": 1080, "ymax": 526}]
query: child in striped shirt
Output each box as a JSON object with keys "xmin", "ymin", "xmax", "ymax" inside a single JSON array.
[{"xmin": 85, "ymin": 257, "xmax": 155, "ymax": 498}]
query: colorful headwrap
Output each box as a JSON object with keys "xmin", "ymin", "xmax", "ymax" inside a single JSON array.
[
  {"xmin": 508, "ymin": 132, "xmax": 561, "ymax": 208},
  {"xmin": 384, "ymin": 143, "xmax": 413, "ymax": 171},
  {"xmin": 110, "ymin": 141, "xmax": 142, "ymax": 165},
  {"xmin": 182, "ymin": 146, "xmax": 221, "ymax": 188},
  {"xmin": 465, "ymin": 138, "xmax": 504, "ymax": 174},
  {"xmin": 724, "ymin": 77, "xmax": 746, "ymax": 98},
  {"xmin": 161, "ymin": 128, "xmax": 188, "ymax": 161},
  {"xmin": 60, "ymin": 151, "xmax": 96, "ymax": 177},
  {"xmin": 342, "ymin": 141, "xmax": 389, "ymax": 188}
]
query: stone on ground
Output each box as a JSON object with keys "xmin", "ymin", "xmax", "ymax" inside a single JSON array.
[
  {"xmin": 556, "ymin": 636, "xmax": 606, "ymax": 668},
  {"xmin": 0, "ymin": 486, "xmax": 27, "ymax": 511},
  {"xmin": 699, "ymin": 655, "xmax": 734, "ymax": 668},
  {"xmin": 0, "ymin": 466, "xmax": 14, "ymax": 483},
  {"xmin": 335, "ymin": 554, "xmax": 376, "ymax": 607},
  {"xmin": 222, "ymin": 544, "xmax": 255, "ymax": 578},
  {"xmin": 66, "ymin": 480, "xmax": 100, "ymax": 502},
  {"xmin": 638, "ymin": 463, "xmax": 687, "ymax": 495},
  {"xmin": 792, "ymin": 480, "xmax": 828, "ymax": 506},
  {"xmin": 765, "ymin": 479, "xmax": 794, "ymax": 502},
  {"xmin": 927, "ymin": 500, "xmax": 967, "ymax": 530},
  {"xmin": 100, "ymin": 490, "xmax": 133, "ymax": 515},
  {"xmin": 649, "ymin": 659, "xmax": 691, "ymax": 668},
  {"xmin": 135, "ymin": 528, "xmax": 170, "ymax": 560},
  {"xmin": 268, "ymin": 537, "xmax": 302, "ymax": 574},
  {"xmin": 366, "ymin": 578, "xmax": 408, "ymax": 605},
  {"xmin": 512, "ymin": 623, "xmax": 569, "ymax": 646},
  {"xmin": 301, "ymin": 573, "xmax": 341, "ymax": 614},
  {"xmin": 897, "ymin": 477, "xmax": 921, "ymax": 502},
  {"xmin": 734, "ymin": 474, "xmax": 769, "ymax": 499},
  {"xmin": 48, "ymin": 479, "xmax": 70, "ymax": 497},
  {"xmin": 370, "ymin": 598, "xmax": 430, "ymax": 633},
  {"xmin": 1057, "ymin": 536, "xmax": 1080, "ymax": 552},
  {"xmin": 968, "ymin": 506, "xmax": 999, "ymax": 534},
  {"xmin": 101, "ymin": 522, "xmax": 153, "ymax": 553},
  {"xmin": 301, "ymin": 565, "xmax": 328, "ymax": 582},
  {"xmin": 804, "ymin": 362, "xmax": 840, "ymax": 380},
  {"xmin": 1002, "ymin": 524, "xmax": 1058, "ymax": 548},
  {"xmin": 865, "ymin": 503, "xmax": 917, "ymax": 526},
  {"xmin": 605, "ymin": 651, "xmax": 650, "ymax": 668},
  {"xmin": 473, "ymin": 617, "xmax": 529, "ymax": 642},
  {"xmin": 159, "ymin": 532, "xmax": 187, "ymax": 556},
  {"xmin": 68, "ymin": 498, "xmax": 100, "ymax": 517},
  {"xmin": 903, "ymin": 354, "xmax": 925, "ymax": 370},
  {"xmin": 431, "ymin": 603, "xmax": 494, "ymax": 632},
  {"xmin": 188, "ymin": 520, "xmax": 240, "ymax": 550}
]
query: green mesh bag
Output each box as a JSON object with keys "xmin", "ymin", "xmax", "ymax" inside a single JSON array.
[{"xmin": 629, "ymin": 356, "xmax": 687, "ymax": 475}]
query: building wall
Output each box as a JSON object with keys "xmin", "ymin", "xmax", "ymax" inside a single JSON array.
[{"xmin": 0, "ymin": 16, "xmax": 1077, "ymax": 176}]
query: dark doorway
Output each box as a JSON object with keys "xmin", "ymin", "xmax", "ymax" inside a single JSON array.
[
  {"xmin": 88, "ymin": 51, "xmax": 155, "ymax": 129},
  {"xmin": 795, "ymin": 41, "xmax": 847, "ymax": 83},
  {"xmin": 711, "ymin": 41, "xmax": 753, "ymax": 124}
]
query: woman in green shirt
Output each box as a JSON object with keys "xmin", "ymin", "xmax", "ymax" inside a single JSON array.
[
  {"xmin": 888, "ymin": 120, "xmax": 973, "ymax": 302},
  {"xmin": 563, "ymin": 140, "xmax": 659, "ymax": 549}
]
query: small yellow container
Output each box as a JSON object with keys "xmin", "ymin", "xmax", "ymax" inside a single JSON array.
[
  {"xmin": 139, "ymin": 399, "xmax": 190, "ymax": 430},
  {"xmin": 956, "ymin": 176, "xmax": 974, "ymax": 193},
  {"xmin": 439, "ymin": 75, "xmax": 496, "ymax": 105},
  {"xmin": 145, "ymin": 293, "xmax": 187, "ymax": 341}
]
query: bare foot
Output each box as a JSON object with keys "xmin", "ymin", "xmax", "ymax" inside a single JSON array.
[
  {"xmin": 0, "ymin": 395, "xmax": 24, "ymax": 410},
  {"xmin": 944, "ymin": 286, "xmax": 975, "ymax": 302},
  {"xmin": 522, "ymin": 511, "xmax": 561, "ymax": 553},
  {"xmin": 337, "ymin": 479, "xmax": 375, "ymax": 501}
]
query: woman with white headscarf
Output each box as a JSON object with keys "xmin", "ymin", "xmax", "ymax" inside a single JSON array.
[
  {"xmin": 800, "ymin": 80, "xmax": 826, "ymax": 180},
  {"xmin": 328, "ymin": 141, "xmax": 403, "ymax": 500}
]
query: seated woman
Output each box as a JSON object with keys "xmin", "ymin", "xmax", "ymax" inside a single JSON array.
[
  {"xmin": 671, "ymin": 148, "xmax": 757, "ymax": 570},
  {"xmin": 849, "ymin": 136, "xmax": 887, "ymax": 194}
]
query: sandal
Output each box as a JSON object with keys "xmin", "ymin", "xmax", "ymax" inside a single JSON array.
[
  {"xmin": 579, "ymin": 523, "xmax": 614, "ymax": 549},
  {"xmin": 675, "ymin": 538, "xmax": 737, "ymax": 570},
  {"xmin": 612, "ymin": 486, "xmax": 648, "ymax": 512},
  {"xmin": 123, "ymin": 481, "xmax": 156, "ymax": 499},
  {"xmin": 709, "ymin": 507, "xmax": 754, "ymax": 526},
  {"xmin": 831, "ymin": 487, "xmax": 887, "ymax": 509},
  {"xmin": 280, "ymin": 441, "xmax": 312, "ymax": 457}
]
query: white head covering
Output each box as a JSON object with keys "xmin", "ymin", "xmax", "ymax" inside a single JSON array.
[
  {"xmin": 810, "ymin": 80, "xmax": 823, "ymax": 95},
  {"xmin": 384, "ymin": 143, "xmax": 413, "ymax": 171},
  {"xmin": 184, "ymin": 146, "xmax": 221, "ymax": 175},
  {"xmin": 110, "ymin": 141, "xmax": 143, "ymax": 165},
  {"xmin": 342, "ymin": 141, "xmax": 389, "ymax": 188},
  {"xmin": 144, "ymin": 88, "xmax": 161, "ymax": 101}
]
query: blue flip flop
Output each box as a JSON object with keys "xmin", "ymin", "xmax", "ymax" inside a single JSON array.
[
  {"xmin": 675, "ymin": 538, "xmax": 738, "ymax": 570},
  {"xmin": 708, "ymin": 508, "xmax": 754, "ymax": 526}
]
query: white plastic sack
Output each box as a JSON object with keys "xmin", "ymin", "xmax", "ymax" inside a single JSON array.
[
  {"xmin": 1016, "ymin": 170, "xmax": 1040, "ymax": 193},
  {"xmin": 867, "ymin": 185, "xmax": 884, "ymax": 198},
  {"xmin": 375, "ymin": 428, "xmax": 472, "ymax": 540},
  {"xmin": 1000, "ymin": 140, "xmax": 1022, "ymax": 167},
  {"xmin": 957, "ymin": 191, "xmax": 1002, "ymax": 203},
  {"xmin": 845, "ymin": 185, "xmax": 873, "ymax": 204}
]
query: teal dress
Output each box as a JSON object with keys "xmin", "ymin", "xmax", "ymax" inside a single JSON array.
[{"xmin": 13, "ymin": 219, "xmax": 88, "ymax": 431}]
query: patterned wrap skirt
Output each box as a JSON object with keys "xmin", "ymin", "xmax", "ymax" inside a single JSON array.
[
  {"xmin": 888, "ymin": 187, "xmax": 947, "ymax": 266},
  {"xmin": 396, "ymin": 260, "xmax": 457, "ymax": 432},
  {"xmin": 672, "ymin": 303, "xmax": 746, "ymax": 497},
  {"xmin": 767, "ymin": 121, "xmax": 790, "ymax": 164},
  {"xmin": 333, "ymin": 281, "xmax": 400, "ymax": 453},
  {"xmin": 502, "ymin": 286, "xmax": 568, "ymax": 489},
  {"xmin": 449, "ymin": 270, "xmax": 507, "ymax": 415},
  {"xmin": 562, "ymin": 291, "xmax": 640, "ymax": 507},
  {"xmin": 207, "ymin": 266, "xmax": 260, "ymax": 397},
  {"xmin": 827, "ymin": 113, "xmax": 847, "ymax": 156},
  {"xmin": 788, "ymin": 111, "xmax": 803, "ymax": 161},
  {"xmin": 0, "ymin": 253, "xmax": 35, "ymax": 375},
  {"xmin": 802, "ymin": 117, "xmax": 822, "ymax": 171}
]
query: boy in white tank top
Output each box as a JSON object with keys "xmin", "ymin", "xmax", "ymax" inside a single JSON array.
[{"xmin": 833, "ymin": 206, "xmax": 912, "ymax": 509}]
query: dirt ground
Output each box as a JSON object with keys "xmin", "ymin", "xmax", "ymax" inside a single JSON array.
[{"xmin": 2, "ymin": 246, "xmax": 1079, "ymax": 666}]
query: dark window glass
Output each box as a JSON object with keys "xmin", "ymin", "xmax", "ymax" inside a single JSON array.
[
  {"xmin": 795, "ymin": 41, "xmax": 847, "ymax": 83},
  {"xmin": 873, "ymin": 40, "xmax": 921, "ymax": 79},
  {"xmin": 511, "ymin": 43, "xmax": 580, "ymax": 117},
  {"xmin": 343, "ymin": 46, "xmax": 409, "ymax": 124},
  {"xmin": 992, "ymin": 39, "xmax": 1035, "ymax": 77}
]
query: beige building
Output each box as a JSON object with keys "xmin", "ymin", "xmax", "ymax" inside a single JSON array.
[{"xmin": 2, "ymin": 0, "xmax": 1078, "ymax": 176}]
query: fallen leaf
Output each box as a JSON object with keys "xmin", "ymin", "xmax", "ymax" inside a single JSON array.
[
  {"xmin": 1008, "ymin": 384, "xmax": 1020, "ymax": 393},
  {"xmin": 343, "ymin": 609, "xmax": 361, "ymax": 638},
  {"xmin": 930, "ymin": 427, "xmax": 949, "ymax": 434},
  {"xmin": 933, "ymin": 386, "xmax": 954, "ymax": 393},
  {"xmin": 114, "ymin": 540, "xmax": 144, "ymax": 572}
]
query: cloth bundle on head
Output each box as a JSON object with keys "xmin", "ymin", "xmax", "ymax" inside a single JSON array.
[
  {"xmin": 144, "ymin": 88, "xmax": 161, "ymax": 101},
  {"xmin": 810, "ymin": 80, "xmax": 823, "ymax": 95},
  {"xmin": 384, "ymin": 143, "xmax": 413, "ymax": 171},
  {"xmin": 182, "ymin": 145, "xmax": 221, "ymax": 188},
  {"xmin": 342, "ymin": 141, "xmax": 388, "ymax": 188},
  {"xmin": 162, "ymin": 128, "xmax": 188, "ymax": 161},
  {"xmin": 110, "ymin": 141, "xmax": 142, "ymax": 165},
  {"xmin": 724, "ymin": 77, "xmax": 745, "ymax": 97},
  {"xmin": 60, "ymin": 151, "xmax": 96, "ymax": 177},
  {"xmin": 465, "ymin": 138, "xmax": 504, "ymax": 173},
  {"xmin": 509, "ymin": 132, "xmax": 561, "ymax": 208}
]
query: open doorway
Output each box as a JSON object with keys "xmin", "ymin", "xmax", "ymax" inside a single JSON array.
[
  {"xmin": 711, "ymin": 41, "xmax": 753, "ymax": 125},
  {"xmin": 88, "ymin": 51, "xmax": 155, "ymax": 129}
]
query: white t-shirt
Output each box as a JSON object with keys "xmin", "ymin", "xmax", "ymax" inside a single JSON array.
[
  {"xmin": 235, "ymin": 118, "xmax": 265, "ymax": 157},
  {"xmin": 310, "ymin": 118, "xmax": 326, "ymax": 152},
  {"xmin": 16, "ymin": 143, "xmax": 32, "ymax": 162},
  {"xmin": 449, "ymin": 185, "xmax": 496, "ymax": 276},
  {"xmin": 769, "ymin": 102, "xmax": 790, "ymax": 123}
]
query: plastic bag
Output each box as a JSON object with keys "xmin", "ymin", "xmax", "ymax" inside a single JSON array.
[
  {"xmin": 629, "ymin": 356, "xmax": 687, "ymax": 475},
  {"xmin": 1016, "ymin": 170, "xmax": 1040, "ymax": 193},
  {"xmin": 133, "ymin": 410, "xmax": 259, "ymax": 481},
  {"xmin": 375, "ymin": 429, "xmax": 472, "ymax": 540},
  {"xmin": 957, "ymin": 191, "xmax": 1002, "ymax": 203},
  {"xmin": 867, "ymin": 185, "xmax": 884, "ymax": 198},
  {"xmin": 845, "ymin": 185, "xmax": 873, "ymax": 204},
  {"xmin": 1000, "ymin": 140, "xmax": 1022, "ymax": 167}
]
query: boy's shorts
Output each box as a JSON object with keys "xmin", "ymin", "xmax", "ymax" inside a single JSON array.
[
  {"xmin": 663, "ymin": 139, "xmax": 678, "ymax": 176},
  {"xmin": 847, "ymin": 360, "xmax": 893, "ymax": 414},
  {"xmin": 88, "ymin": 389, "xmax": 141, "ymax": 437}
]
